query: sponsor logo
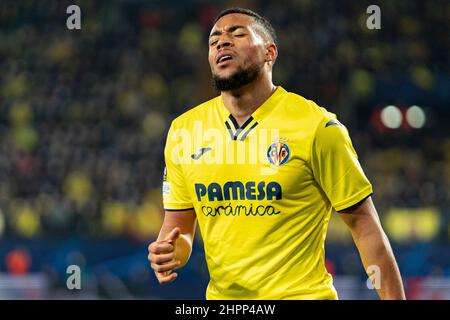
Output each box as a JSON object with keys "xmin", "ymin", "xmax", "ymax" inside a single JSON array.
[
  {"xmin": 194, "ymin": 181, "xmax": 282, "ymax": 201},
  {"xmin": 191, "ymin": 147, "xmax": 212, "ymax": 160},
  {"xmin": 325, "ymin": 119, "xmax": 343, "ymax": 128}
]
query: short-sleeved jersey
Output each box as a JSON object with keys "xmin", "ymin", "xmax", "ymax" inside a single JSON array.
[{"xmin": 162, "ymin": 86, "xmax": 372, "ymax": 300}]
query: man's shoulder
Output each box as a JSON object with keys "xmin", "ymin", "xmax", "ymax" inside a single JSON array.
[
  {"xmin": 283, "ymin": 89, "xmax": 336, "ymax": 123},
  {"xmin": 170, "ymin": 95, "xmax": 220, "ymax": 128}
]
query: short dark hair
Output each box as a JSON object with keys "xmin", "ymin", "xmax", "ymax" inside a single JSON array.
[{"xmin": 213, "ymin": 8, "xmax": 277, "ymax": 46}]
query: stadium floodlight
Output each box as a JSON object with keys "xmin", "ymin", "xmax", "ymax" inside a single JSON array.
[
  {"xmin": 380, "ymin": 105, "xmax": 402, "ymax": 129},
  {"xmin": 406, "ymin": 105, "xmax": 426, "ymax": 129}
]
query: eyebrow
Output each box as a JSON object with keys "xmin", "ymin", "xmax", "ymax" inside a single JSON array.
[{"xmin": 209, "ymin": 25, "xmax": 246, "ymax": 38}]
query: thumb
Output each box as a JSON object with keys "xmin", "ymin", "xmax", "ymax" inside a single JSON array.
[{"xmin": 164, "ymin": 227, "xmax": 180, "ymax": 243}]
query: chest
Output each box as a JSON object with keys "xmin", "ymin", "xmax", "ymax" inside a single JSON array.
[{"xmin": 181, "ymin": 124, "xmax": 315, "ymax": 201}]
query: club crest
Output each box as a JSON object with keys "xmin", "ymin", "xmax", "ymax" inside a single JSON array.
[{"xmin": 267, "ymin": 139, "xmax": 290, "ymax": 166}]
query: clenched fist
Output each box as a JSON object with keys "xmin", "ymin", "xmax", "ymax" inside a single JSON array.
[{"xmin": 148, "ymin": 227, "xmax": 181, "ymax": 284}]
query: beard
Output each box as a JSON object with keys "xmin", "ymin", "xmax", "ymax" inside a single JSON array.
[{"xmin": 212, "ymin": 62, "xmax": 262, "ymax": 91}]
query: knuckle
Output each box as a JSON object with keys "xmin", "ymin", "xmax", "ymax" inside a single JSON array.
[
  {"xmin": 160, "ymin": 265, "xmax": 170, "ymax": 272},
  {"xmin": 151, "ymin": 263, "xmax": 159, "ymax": 271},
  {"xmin": 153, "ymin": 265, "xmax": 162, "ymax": 272},
  {"xmin": 155, "ymin": 254, "xmax": 172, "ymax": 264},
  {"xmin": 154, "ymin": 257, "xmax": 163, "ymax": 264}
]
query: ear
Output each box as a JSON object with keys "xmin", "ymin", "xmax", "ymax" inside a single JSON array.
[{"xmin": 265, "ymin": 42, "xmax": 278, "ymax": 65}]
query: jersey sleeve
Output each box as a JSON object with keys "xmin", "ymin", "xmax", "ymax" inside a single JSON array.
[
  {"xmin": 310, "ymin": 117, "xmax": 373, "ymax": 211},
  {"xmin": 162, "ymin": 121, "xmax": 194, "ymax": 211}
]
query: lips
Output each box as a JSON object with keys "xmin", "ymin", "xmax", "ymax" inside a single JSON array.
[{"xmin": 216, "ymin": 52, "xmax": 234, "ymax": 65}]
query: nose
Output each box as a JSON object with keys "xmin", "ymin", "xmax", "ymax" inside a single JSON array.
[{"xmin": 217, "ymin": 35, "xmax": 233, "ymax": 50}]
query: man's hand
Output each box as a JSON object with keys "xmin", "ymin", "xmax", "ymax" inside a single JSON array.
[{"xmin": 148, "ymin": 227, "xmax": 181, "ymax": 284}]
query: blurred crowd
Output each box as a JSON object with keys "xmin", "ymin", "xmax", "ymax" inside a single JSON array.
[{"xmin": 0, "ymin": 0, "xmax": 448, "ymax": 244}]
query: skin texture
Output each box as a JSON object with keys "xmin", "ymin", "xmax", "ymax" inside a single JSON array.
[
  {"xmin": 208, "ymin": 13, "xmax": 278, "ymax": 126},
  {"xmin": 148, "ymin": 13, "xmax": 406, "ymax": 299},
  {"xmin": 339, "ymin": 197, "xmax": 406, "ymax": 299},
  {"xmin": 148, "ymin": 209, "xmax": 196, "ymax": 284}
]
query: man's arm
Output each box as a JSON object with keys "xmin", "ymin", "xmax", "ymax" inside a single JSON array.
[
  {"xmin": 148, "ymin": 209, "xmax": 197, "ymax": 284},
  {"xmin": 339, "ymin": 196, "xmax": 406, "ymax": 300}
]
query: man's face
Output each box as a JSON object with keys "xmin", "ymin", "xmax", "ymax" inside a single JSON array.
[{"xmin": 208, "ymin": 13, "xmax": 268, "ymax": 90}]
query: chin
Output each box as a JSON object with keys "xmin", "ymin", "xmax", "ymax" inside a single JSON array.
[{"xmin": 214, "ymin": 69, "xmax": 237, "ymax": 81}]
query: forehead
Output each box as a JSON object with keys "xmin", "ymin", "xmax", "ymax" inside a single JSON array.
[{"xmin": 210, "ymin": 13, "xmax": 255, "ymax": 35}]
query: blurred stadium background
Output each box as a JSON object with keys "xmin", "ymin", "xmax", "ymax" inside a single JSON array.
[{"xmin": 0, "ymin": 0, "xmax": 448, "ymax": 299}]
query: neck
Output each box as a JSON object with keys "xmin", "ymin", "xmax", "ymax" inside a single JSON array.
[{"xmin": 221, "ymin": 73, "xmax": 276, "ymax": 127}]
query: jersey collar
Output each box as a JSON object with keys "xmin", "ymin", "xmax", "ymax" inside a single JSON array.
[{"xmin": 217, "ymin": 86, "xmax": 287, "ymax": 141}]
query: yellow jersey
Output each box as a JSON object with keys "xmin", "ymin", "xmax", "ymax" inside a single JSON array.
[{"xmin": 162, "ymin": 86, "xmax": 372, "ymax": 300}]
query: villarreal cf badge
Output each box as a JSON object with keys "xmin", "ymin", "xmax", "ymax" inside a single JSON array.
[{"xmin": 267, "ymin": 138, "xmax": 290, "ymax": 166}]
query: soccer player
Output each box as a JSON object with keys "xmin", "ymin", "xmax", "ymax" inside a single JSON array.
[{"xmin": 148, "ymin": 8, "xmax": 406, "ymax": 300}]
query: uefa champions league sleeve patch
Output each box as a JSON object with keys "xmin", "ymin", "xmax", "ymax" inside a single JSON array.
[{"xmin": 162, "ymin": 182, "xmax": 171, "ymax": 196}]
